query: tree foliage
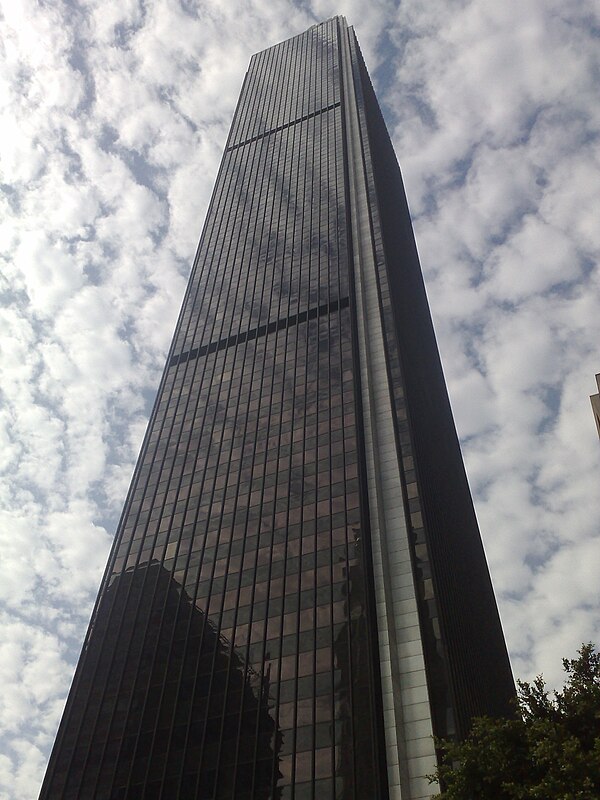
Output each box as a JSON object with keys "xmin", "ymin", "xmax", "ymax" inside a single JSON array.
[{"xmin": 430, "ymin": 644, "xmax": 600, "ymax": 799}]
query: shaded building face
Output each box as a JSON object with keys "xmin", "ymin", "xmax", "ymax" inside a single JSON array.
[
  {"xmin": 40, "ymin": 16, "xmax": 514, "ymax": 800},
  {"xmin": 46, "ymin": 563, "xmax": 283, "ymax": 799}
]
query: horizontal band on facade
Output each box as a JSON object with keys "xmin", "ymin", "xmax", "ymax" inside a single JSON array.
[
  {"xmin": 169, "ymin": 295, "xmax": 350, "ymax": 368},
  {"xmin": 226, "ymin": 101, "xmax": 341, "ymax": 151}
]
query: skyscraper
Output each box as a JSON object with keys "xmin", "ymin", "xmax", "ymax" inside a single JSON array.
[{"xmin": 39, "ymin": 16, "xmax": 514, "ymax": 800}]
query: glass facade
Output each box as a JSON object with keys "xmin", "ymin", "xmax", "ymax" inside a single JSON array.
[{"xmin": 40, "ymin": 16, "xmax": 514, "ymax": 800}]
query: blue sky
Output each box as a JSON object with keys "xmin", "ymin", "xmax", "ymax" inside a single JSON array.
[{"xmin": 1, "ymin": 0, "xmax": 599, "ymax": 796}]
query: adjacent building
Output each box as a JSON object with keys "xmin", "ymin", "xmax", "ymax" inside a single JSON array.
[
  {"xmin": 591, "ymin": 374, "xmax": 600, "ymax": 439},
  {"xmin": 39, "ymin": 17, "xmax": 514, "ymax": 800}
]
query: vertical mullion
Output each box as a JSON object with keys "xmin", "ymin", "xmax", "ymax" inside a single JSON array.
[
  {"xmin": 285, "ymin": 26, "xmax": 311, "ymax": 798},
  {"xmin": 328, "ymin": 24, "xmax": 342, "ymax": 796}
]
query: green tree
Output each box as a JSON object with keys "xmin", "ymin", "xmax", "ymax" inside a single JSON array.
[{"xmin": 430, "ymin": 644, "xmax": 600, "ymax": 799}]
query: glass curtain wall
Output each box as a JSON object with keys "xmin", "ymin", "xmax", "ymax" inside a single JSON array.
[{"xmin": 40, "ymin": 17, "xmax": 386, "ymax": 800}]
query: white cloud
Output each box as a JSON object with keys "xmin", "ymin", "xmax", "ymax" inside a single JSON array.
[{"xmin": 485, "ymin": 215, "xmax": 582, "ymax": 302}]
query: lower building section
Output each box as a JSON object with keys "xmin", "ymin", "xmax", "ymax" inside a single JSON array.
[{"xmin": 40, "ymin": 308, "xmax": 388, "ymax": 800}]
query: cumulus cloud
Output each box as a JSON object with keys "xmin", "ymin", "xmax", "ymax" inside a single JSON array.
[{"xmin": 0, "ymin": 0, "xmax": 599, "ymax": 797}]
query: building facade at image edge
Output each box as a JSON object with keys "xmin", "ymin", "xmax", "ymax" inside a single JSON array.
[
  {"xmin": 39, "ymin": 17, "xmax": 514, "ymax": 800},
  {"xmin": 591, "ymin": 374, "xmax": 600, "ymax": 439}
]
